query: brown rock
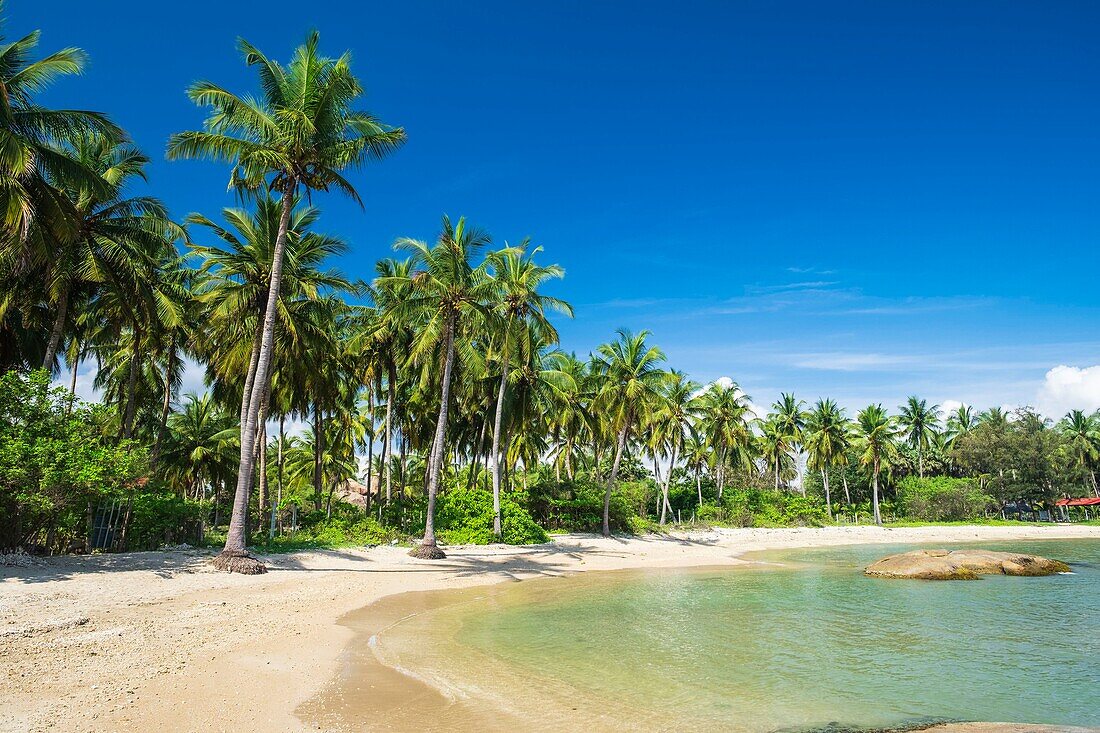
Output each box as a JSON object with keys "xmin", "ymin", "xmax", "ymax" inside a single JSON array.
[{"xmin": 865, "ymin": 549, "xmax": 1071, "ymax": 580}]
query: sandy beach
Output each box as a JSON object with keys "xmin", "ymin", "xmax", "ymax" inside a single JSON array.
[{"xmin": 3, "ymin": 524, "xmax": 1099, "ymax": 733}]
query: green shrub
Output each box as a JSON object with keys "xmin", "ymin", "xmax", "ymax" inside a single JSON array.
[
  {"xmin": 436, "ymin": 489, "xmax": 549, "ymax": 545},
  {"xmin": 0, "ymin": 370, "xmax": 146, "ymax": 552},
  {"xmin": 525, "ymin": 478, "xmax": 634, "ymax": 533},
  {"xmin": 695, "ymin": 488, "xmax": 831, "ymax": 527},
  {"xmin": 896, "ymin": 476, "xmax": 997, "ymax": 521},
  {"xmin": 127, "ymin": 491, "xmax": 204, "ymax": 549}
]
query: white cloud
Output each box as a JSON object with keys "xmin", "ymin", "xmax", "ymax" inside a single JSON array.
[
  {"xmin": 790, "ymin": 352, "xmax": 917, "ymax": 372},
  {"xmin": 1035, "ymin": 365, "xmax": 1100, "ymax": 419}
]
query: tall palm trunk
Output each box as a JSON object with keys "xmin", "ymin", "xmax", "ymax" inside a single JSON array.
[
  {"xmin": 842, "ymin": 472, "xmax": 851, "ymax": 504},
  {"xmin": 313, "ymin": 403, "xmax": 324, "ymax": 511},
  {"xmin": 490, "ymin": 356, "xmax": 510, "ymax": 540},
  {"xmin": 696, "ymin": 462, "xmax": 703, "ymax": 508},
  {"xmin": 661, "ymin": 441, "xmax": 679, "ymax": 525},
  {"xmin": 604, "ymin": 416, "xmax": 631, "ymax": 537},
  {"xmin": 384, "ymin": 361, "xmax": 396, "ymax": 503},
  {"xmin": 217, "ymin": 183, "xmax": 296, "ymax": 573},
  {"xmin": 150, "ymin": 340, "xmax": 177, "ymax": 470},
  {"xmin": 821, "ymin": 468, "xmax": 832, "ymax": 520},
  {"xmin": 871, "ymin": 454, "xmax": 882, "ymax": 526},
  {"xmin": 121, "ymin": 324, "xmax": 141, "ymax": 440},
  {"xmin": 42, "ymin": 283, "xmax": 70, "ymax": 370},
  {"xmin": 411, "ymin": 315, "xmax": 457, "ymax": 559},
  {"xmin": 67, "ymin": 350, "xmax": 79, "ymax": 415}
]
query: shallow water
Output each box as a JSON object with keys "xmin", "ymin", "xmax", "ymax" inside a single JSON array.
[{"xmin": 332, "ymin": 540, "xmax": 1100, "ymax": 732}]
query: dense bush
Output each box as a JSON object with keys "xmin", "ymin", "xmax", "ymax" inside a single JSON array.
[
  {"xmin": 437, "ymin": 488, "xmax": 548, "ymax": 545},
  {"xmin": 525, "ymin": 478, "xmax": 635, "ymax": 533},
  {"xmin": 127, "ymin": 491, "xmax": 205, "ymax": 549},
  {"xmin": 698, "ymin": 488, "xmax": 831, "ymax": 527},
  {"xmin": 896, "ymin": 476, "xmax": 997, "ymax": 521},
  {"xmin": 0, "ymin": 371, "xmax": 146, "ymax": 552}
]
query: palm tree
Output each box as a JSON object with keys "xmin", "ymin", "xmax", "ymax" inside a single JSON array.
[
  {"xmin": 944, "ymin": 404, "xmax": 977, "ymax": 448},
  {"xmin": 485, "ymin": 243, "xmax": 570, "ymax": 538},
  {"xmin": 855, "ymin": 404, "xmax": 900, "ymax": 525},
  {"xmin": 167, "ymin": 32, "xmax": 405, "ymax": 573},
  {"xmin": 161, "ymin": 393, "xmax": 239, "ymax": 510},
  {"xmin": 682, "ymin": 430, "xmax": 711, "ymax": 508},
  {"xmin": 771, "ymin": 393, "xmax": 806, "ymax": 494},
  {"xmin": 591, "ymin": 329, "xmax": 670, "ymax": 536},
  {"xmin": 898, "ymin": 396, "xmax": 940, "ymax": 478},
  {"xmin": 0, "ymin": 20, "xmax": 120, "ymax": 242},
  {"xmin": 697, "ymin": 380, "xmax": 754, "ymax": 499},
  {"xmin": 759, "ymin": 416, "xmax": 793, "ymax": 491},
  {"xmin": 650, "ymin": 370, "xmax": 700, "ymax": 524},
  {"xmin": 385, "ymin": 216, "xmax": 496, "ymax": 558},
  {"xmin": 804, "ymin": 398, "xmax": 847, "ymax": 519},
  {"xmin": 1058, "ymin": 410, "xmax": 1100, "ymax": 497}
]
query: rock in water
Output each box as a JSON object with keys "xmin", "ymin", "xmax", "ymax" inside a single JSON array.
[{"xmin": 864, "ymin": 549, "xmax": 1070, "ymax": 580}]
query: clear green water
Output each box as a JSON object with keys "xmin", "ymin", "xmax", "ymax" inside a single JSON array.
[{"xmin": 402, "ymin": 540, "xmax": 1099, "ymax": 731}]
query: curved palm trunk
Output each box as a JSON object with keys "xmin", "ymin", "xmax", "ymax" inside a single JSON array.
[
  {"xmin": 871, "ymin": 454, "xmax": 883, "ymax": 526},
  {"xmin": 490, "ymin": 358, "xmax": 509, "ymax": 540},
  {"xmin": 411, "ymin": 316, "xmax": 456, "ymax": 559},
  {"xmin": 660, "ymin": 442, "xmax": 679, "ymax": 525},
  {"xmin": 822, "ymin": 468, "xmax": 832, "ymax": 520},
  {"xmin": 313, "ymin": 403, "xmax": 324, "ymax": 511},
  {"xmin": 842, "ymin": 472, "xmax": 851, "ymax": 504},
  {"xmin": 385, "ymin": 361, "xmax": 397, "ymax": 503},
  {"xmin": 121, "ymin": 325, "xmax": 141, "ymax": 440},
  {"xmin": 151, "ymin": 340, "xmax": 177, "ymax": 471},
  {"xmin": 42, "ymin": 283, "xmax": 70, "ymax": 370},
  {"xmin": 604, "ymin": 417, "xmax": 631, "ymax": 537},
  {"xmin": 218, "ymin": 185, "xmax": 296, "ymax": 573},
  {"xmin": 67, "ymin": 350, "xmax": 79, "ymax": 415},
  {"xmin": 696, "ymin": 462, "xmax": 703, "ymax": 508}
]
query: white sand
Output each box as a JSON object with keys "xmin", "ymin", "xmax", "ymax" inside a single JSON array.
[{"xmin": 2, "ymin": 523, "xmax": 1098, "ymax": 733}]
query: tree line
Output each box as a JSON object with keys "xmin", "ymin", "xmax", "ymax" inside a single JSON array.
[{"xmin": 2, "ymin": 20, "xmax": 1098, "ymax": 569}]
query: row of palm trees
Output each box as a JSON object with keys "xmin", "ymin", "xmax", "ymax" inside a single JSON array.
[{"xmin": 4, "ymin": 20, "xmax": 1099, "ymax": 574}]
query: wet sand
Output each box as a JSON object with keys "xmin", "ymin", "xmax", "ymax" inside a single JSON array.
[{"xmin": 3, "ymin": 524, "xmax": 1099, "ymax": 732}]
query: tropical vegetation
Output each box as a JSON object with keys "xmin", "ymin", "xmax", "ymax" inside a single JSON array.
[{"xmin": 3, "ymin": 19, "xmax": 1099, "ymax": 568}]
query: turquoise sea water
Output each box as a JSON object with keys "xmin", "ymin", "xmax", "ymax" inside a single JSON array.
[{"xmin": 396, "ymin": 540, "xmax": 1099, "ymax": 731}]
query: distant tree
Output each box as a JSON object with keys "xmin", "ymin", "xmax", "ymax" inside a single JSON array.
[
  {"xmin": 855, "ymin": 404, "xmax": 900, "ymax": 525},
  {"xmin": 897, "ymin": 396, "xmax": 941, "ymax": 478}
]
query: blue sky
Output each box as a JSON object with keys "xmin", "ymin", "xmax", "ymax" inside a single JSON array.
[{"xmin": 19, "ymin": 1, "xmax": 1100, "ymax": 418}]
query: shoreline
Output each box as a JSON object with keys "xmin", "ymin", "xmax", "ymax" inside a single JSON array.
[{"xmin": 2, "ymin": 524, "xmax": 1099, "ymax": 732}]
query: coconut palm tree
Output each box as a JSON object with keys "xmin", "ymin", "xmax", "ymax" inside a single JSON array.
[
  {"xmin": 682, "ymin": 430, "xmax": 711, "ymax": 508},
  {"xmin": 697, "ymin": 380, "xmax": 754, "ymax": 499},
  {"xmin": 1058, "ymin": 409, "xmax": 1100, "ymax": 496},
  {"xmin": 167, "ymin": 32, "xmax": 405, "ymax": 573},
  {"xmin": 0, "ymin": 20, "xmax": 121, "ymax": 242},
  {"xmin": 384, "ymin": 216, "xmax": 496, "ymax": 558},
  {"xmin": 35, "ymin": 136, "xmax": 181, "ymax": 371},
  {"xmin": 650, "ymin": 370, "xmax": 701, "ymax": 524},
  {"xmin": 759, "ymin": 416, "xmax": 793, "ymax": 491},
  {"xmin": 855, "ymin": 404, "xmax": 900, "ymax": 525},
  {"xmin": 804, "ymin": 398, "xmax": 847, "ymax": 519},
  {"xmin": 771, "ymin": 393, "xmax": 806, "ymax": 494},
  {"xmin": 591, "ymin": 329, "xmax": 670, "ymax": 536},
  {"xmin": 161, "ymin": 392, "xmax": 239, "ymax": 506},
  {"xmin": 485, "ymin": 243, "xmax": 570, "ymax": 537},
  {"xmin": 945, "ymin": 404, "xmax": 977, "ymax": 447},
  {"xmin": 898, "ymin": 396, "xmax": 940, "ymax": 478}
]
